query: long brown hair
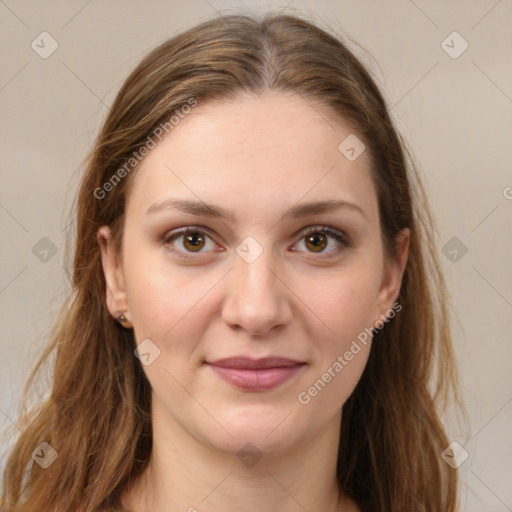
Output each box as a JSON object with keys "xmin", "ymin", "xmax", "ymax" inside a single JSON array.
[{"xmin": 1, "ymin": 11, "xmax": 463, "ymax": 512}]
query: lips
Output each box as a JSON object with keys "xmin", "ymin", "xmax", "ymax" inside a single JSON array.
[
  {"xmin": 208, "ymin": 357, "xmax": 303, "ymax": 370},
  {"xmin": 205, "ymin": 357, "xmax": 306, "ymax": 391}
]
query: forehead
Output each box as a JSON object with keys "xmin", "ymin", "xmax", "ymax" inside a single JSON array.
[{"xmin": 125, "ymin": 90, "xmax": 378, "ymax": 227}]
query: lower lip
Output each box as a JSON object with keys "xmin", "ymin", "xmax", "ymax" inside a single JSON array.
[{"xmin": 207, "ymin": 364, "xmax": 305, "ymax": 391}]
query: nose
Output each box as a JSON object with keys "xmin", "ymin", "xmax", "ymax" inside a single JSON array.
[{"xmin": 221, "ymin": 248, "xmax": 293, "ymax": 337}]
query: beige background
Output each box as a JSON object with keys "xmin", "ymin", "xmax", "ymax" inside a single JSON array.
[{"xmin": 1, "ymin": 0, "xmax": 511, "ymax": 509}]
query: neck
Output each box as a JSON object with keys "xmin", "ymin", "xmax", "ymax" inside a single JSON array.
[{"xmin": 121, "ymin": 394, "xmax": 358, "ymax": 512}]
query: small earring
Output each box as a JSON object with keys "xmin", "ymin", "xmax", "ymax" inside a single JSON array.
[{"xmin": 116, "ymin": 312, "xmax": 128, "ymax": 325}]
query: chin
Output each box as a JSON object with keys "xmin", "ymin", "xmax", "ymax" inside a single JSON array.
[{"xmin": 201, "ymin": 406, "xmax": 306, "ymax": 456}]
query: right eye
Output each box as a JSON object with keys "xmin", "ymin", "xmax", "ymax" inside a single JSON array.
[{"xmin": 162, "ymin": 227, "xmax": 221, "ymax": 258}]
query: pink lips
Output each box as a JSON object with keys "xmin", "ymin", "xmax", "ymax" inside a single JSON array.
[{"xmin": 206, "ymin": 357, "xmax": 305, "ymax": 391}]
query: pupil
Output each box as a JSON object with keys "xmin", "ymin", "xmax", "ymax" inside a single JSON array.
[
  {"xmin": 185, "ymin": 233, "xmax": 204, "ymax": 251},
  {"xmin": 307, "ymin": 233, "xmax": 326, "ymax": 252}
]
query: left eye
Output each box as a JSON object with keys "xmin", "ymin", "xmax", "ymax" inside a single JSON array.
[
  {"xmin": 292, "ymin": 227, "xmax": 348, "ymax": 254},
  {"xmin": 162, "ymin": 226, "xmax": 349, "ymax": 257}
]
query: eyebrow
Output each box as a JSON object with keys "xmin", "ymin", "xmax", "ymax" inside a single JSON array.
[{"xmin": 144, "ymin": 198, "xmax": 368, "ymax": 222}]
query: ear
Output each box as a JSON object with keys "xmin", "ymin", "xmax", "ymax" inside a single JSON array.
[
  {"xmin": 97, "ymin": 225, "xmax": 132, "ymax": 327},
  {"xmin": 375, "ymin": 228, "xmax": 410, "ymax": 321}
]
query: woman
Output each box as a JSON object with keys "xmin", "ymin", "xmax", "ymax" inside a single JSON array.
[{"xmin": 0, "ymin": 11, "xmax": 463, "ymax": 512}]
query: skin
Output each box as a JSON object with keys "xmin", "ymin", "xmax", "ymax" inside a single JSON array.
[{"xmin": 97, "ymin": 90, "xmax": 409, "ymax": 512}]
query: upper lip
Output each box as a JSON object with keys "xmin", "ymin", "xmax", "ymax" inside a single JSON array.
[{"xmin": 206, "ymin": 357, "xmax": 305, "ymax": 370}]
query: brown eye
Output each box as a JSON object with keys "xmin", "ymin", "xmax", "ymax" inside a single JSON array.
[
  {"xmin": 305, "ymin": 232, "xmax": 328, "ymax": 252},
  {"xmin": 183, "ymin": 232, "xmax": 206, "ymax": 252},
  {"xmin": 293, "ymin": 226, "xmax": 349, "ymax": 256},
  {"xmin": 163, "ymin": 228, "xmax": 217, "ymax": 257}
]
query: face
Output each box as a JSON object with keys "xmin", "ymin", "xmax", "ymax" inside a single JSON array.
[{"xmin": 98, "ymin": 90, "xmax": 409, "ymax": 456}]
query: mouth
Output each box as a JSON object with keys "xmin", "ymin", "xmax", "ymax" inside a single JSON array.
[{"xmin": 205, "ymin": 357, "xmax": 306, "ymax": 391}]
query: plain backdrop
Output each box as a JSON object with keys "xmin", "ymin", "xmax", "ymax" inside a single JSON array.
[{"xmin": 1, "ymin": 1, "xmax": 511, "ymax": 510}]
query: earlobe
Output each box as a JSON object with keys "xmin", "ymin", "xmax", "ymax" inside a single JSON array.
[
  {"xmin": 376, "ymin": 228, "xmax": 410, "ymax": 319},
  {"xmin": 97, "ymin": 226, "xmax": 132, "ymax": 327}
]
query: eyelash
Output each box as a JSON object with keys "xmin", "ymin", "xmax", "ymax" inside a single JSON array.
[{"xmin": 161, "ymin": 225, "xmax": 350, "ymax": 260}]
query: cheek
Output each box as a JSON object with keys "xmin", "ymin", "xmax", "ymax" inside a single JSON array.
[
  {"xmin": 296, "ymin": 263, "xmax": 381, "ymax": 346},
  {"xmin": 299, "ymin": 345, "xmax": 371, "ymax": 413},
  {"xmin": 121, "ymin": 242, "xmax": 202, "ymax": 344},
  {"xmin": 292, "ymin": 264, "xmax": 379, "ymax": 407},
  {"xmin": 123, "ymin": 260, "xmax": 219, "ymax": 400},
  {"xmin": 126, "ymin": 264, "xmax": 220, "ymax": 347}
]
